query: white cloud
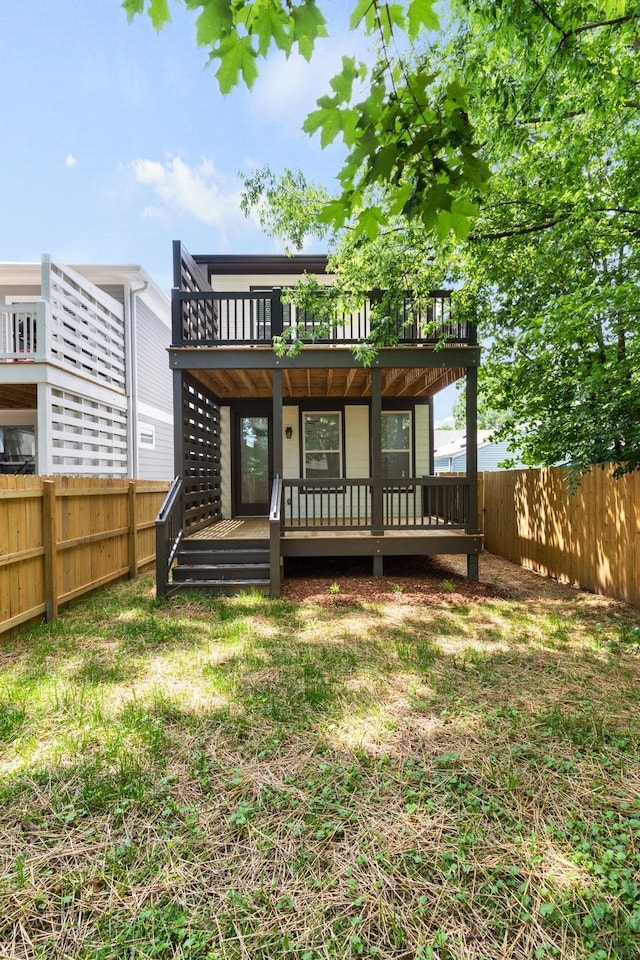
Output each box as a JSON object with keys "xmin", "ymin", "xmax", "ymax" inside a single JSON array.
[
  {"xmin": 65, "ymin": 153, "xmax": 77, "ymax": 168},
  {"xmin": 131, "ymin": 155, "xmax": 243, "ymax": 229},
  {"xmin": 252, "ymin": 34, "xmax": 372, "ymax": 126}
]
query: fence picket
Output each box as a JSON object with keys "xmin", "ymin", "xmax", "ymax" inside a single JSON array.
[
  {"xmin": 482, "ymin": 466, "xmax": 640, "ymax": 607},
  {"xmin": 0, "ymin": 477, "xmax": 169, "ymax": 636}
]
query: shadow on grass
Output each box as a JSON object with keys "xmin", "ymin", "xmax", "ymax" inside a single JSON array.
[{"xmin": 2, "ymin": 574, "xmax": 640, "ymax": 960}]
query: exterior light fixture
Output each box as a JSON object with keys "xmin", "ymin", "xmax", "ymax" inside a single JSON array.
[{"xmin": 285, "ymin": 426, "xmax": 293, "ymax": 439}]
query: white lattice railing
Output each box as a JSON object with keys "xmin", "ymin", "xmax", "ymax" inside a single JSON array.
[
  {"xmin": 1, "ymin": 260, "xmax": 127, "ymax": 395},
  {"xmin": 0, "ymin": 301, "xmax": 48, "ymax": 361},
  {"xmin": 45, "ymin": 257, "xmax": 126, "ymax": 391},
  {"xmin": 50, "ymin": 387, "xmax": 128, "ymax": 476}
]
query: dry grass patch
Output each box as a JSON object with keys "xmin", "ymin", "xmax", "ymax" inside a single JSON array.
[{"xmin": 0, "ymin": 572, "xmax": 639, "ymax": 959}]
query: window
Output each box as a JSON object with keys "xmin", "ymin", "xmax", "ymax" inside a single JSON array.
[
  {"xmin": 303, "ymin": 412, "xmax": 342, "ymax": 479},
  {"xmin": 381, "ymin": 411, "xmax": 411, "ymax": 479},
  {"xmin": 138, "ymin": 423, "xmax": 155, "ymax": 450},
  {"xmin": 0, "ymin": 424, "xmax": 35, "ymax": 474}
]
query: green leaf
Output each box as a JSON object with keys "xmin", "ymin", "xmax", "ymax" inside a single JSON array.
[
  {"xmin": 121, "ymin": 0, "xmax": 145, "ymax": 22},
  {"xmin": 214, "ymin": 36, "xmax": 259, "ymax": 93},
  {"xmin": 329, "ymin": 57, "xmax": 363, "ymax": 104},
  {"xmin": 349, "ymin": 0, "xmax": 376, "ymax": 32},
  {"xmin": 303, "ymin": 98, "xmax": 345, "ymax": 147},
  {"xmin": 356, "ymin": 205, "xmax": 383, "ymax": 240},
  {"xmin": 291, "ymin": 1, "xmax": 328, "ymax": 60},
  {"xmin": 147, "ymin": 0, "xmax": 171, "ymax": 30},
  {"xmin": 407, "ymin": 0, "xmax": 439, "ymax": 39},
  {"xmin": 192, "ymin": 0, "xmax": 233, "ymax": 47}
]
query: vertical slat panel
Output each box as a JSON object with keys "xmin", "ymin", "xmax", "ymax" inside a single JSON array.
[{"xmin": 0, "ymin": 477, "xmax": 169, "ymax": 635}]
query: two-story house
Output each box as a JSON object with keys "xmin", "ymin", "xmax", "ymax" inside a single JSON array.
[
  {"xmin": 155, "ymin": 243, "xmax": 482, "ymax": 598},
  {"xmin": 0, "ymin": 255, "xmax": 173, "ymax": 479}
]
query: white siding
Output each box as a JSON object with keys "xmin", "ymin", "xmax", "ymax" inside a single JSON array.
[
  {"xmin": 283, "ymin": 406, "xmax": 299, "ymax": 478},
  {"xmin": 345, "ymin": 406, "xmax": 369, "ymax": 477},
  {"xmin": 137, "ymin": 416, "xmax": 173, "ymax": 480},
  {"xmin": 134, "ymin": 300, "xmax": 172, "ymax": 417},
  {"xmin": 207, "ymin": 273, "xmax": 332, "ymax": 292},
  {"xmin": 415, "ymin": 404, "xmax": 430, "ymax": 475},
  {"xmin": 134, "ymin": 299, "xmax": 173, "ymax": 479}
]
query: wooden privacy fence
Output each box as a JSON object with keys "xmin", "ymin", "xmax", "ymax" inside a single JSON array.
[
  {"xmin": 0, "ymin": 477, "xmax": 170, "ymax": 635},
  {"xmin": 481, "ymin": 466, "xmax": 640, "ymax": 607}
]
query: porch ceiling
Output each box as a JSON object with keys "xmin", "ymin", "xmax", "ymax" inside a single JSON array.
[
  {"xmin": 191, "ymin": 366, "xmax": 464, "ymax": 400},
  {"xmin": 0, "ymin": 382, "xmax": 37, "ymax": 409}
]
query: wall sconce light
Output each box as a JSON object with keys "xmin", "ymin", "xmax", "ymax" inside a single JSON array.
[{"xmin": 285, "ymin": 426, "xmax": 293, "ymax": 439}]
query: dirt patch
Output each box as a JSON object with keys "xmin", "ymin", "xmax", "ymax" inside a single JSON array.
[{"xmin": 281, "ymin": 551, "xmax": 590, "ymax": 606}]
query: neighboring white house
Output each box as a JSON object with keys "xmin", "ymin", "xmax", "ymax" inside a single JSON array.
[
  {"xmin": 434, "ymin": 429, "xmax": 526, "ymax": 473},
  {"xmin": 0, "ymin": 256, "xmax": 173, "ymax": 479}
]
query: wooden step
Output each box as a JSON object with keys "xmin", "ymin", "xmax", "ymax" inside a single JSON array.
[
  {"xmin": 172, "ymin": 562, "xmax": 269, "ymax": 582},
  {"xmin": 180, "ymin": 538, "xmax": 268, "ymax": 554},
  {"xmin": 176, "ymin": 547, "xmax": 269, "ymax": 565},
  {"xmin": 167, "ymin": 579, "xmax": 270, "ymax": 597}
]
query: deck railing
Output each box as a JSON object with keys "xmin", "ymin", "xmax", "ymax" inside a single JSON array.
[
  {"xmin": 0, "ymin": 302, "xmax": 47, "ymax": 361},
  {"xmin": 172, "ymin": 288, "xmax": 472, "ymax": 347},
  {"xmin": 155, "ymin": 476, "xmax": 184, "ymax": 598},
  {"xmin": 269, "ymin": 475, "xmax": 283, "ymax": 598},
  {"xmin": 281, "ymin": 477, "xmax": 470, "ymax": 533}
]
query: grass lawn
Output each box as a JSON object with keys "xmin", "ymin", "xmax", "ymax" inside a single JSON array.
[{"xmin": 1, "ymin": 570, "xmax": 639, "ymax": 960}]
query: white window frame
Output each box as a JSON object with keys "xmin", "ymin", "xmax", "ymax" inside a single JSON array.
[
  {"xmin": 381, "ymin": 410, "xmax": 412, "ymax": 479},
  {"xmin": 138, "ymin": 422, "xmax": 156, "ymax": 450},
  {"xmin": 302, "ymin": 411, "xmax": 343, "ymax": 479}
]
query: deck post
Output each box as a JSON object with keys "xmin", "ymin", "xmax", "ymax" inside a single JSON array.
[
  {"xmin": 371, "ymin": 367, "xmax": 383, "ymax": 537},
  {"xmin": 466, "ymin": 362, "xmax": 480, "ymax": 581},
  {"xmin": 272, "ymin": 369, "xmax": 283, "ymax": 479},
  {"xmin": 271, "ymin": 288, "xmax": 284, "ymax": 338}
]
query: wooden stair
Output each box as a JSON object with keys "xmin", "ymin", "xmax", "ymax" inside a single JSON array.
[{"xmin": 168, "ymin": 538, "xmax": 271, "ymax": 596}]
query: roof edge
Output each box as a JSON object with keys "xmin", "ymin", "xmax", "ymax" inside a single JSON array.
[{"xmin": 194, "ymin": 254, "xmax": 329, "ymax": 277}]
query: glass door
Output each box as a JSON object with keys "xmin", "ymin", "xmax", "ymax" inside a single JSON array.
[{"xmin": 234, "ymin": 414, "xmax": 272, "ymax": 515}]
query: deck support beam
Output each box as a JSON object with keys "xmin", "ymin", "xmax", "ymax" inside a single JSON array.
[
  {"xmin": 465, "ymin": 361, "xmax": 480, "ymax": 581},
  {"xmin": 272, "ymin": 369, "xmax": 283, "ymax": 479},
  {"xmin": 371, "ymin": 367, "xmax": 383, "ymax": 536}
]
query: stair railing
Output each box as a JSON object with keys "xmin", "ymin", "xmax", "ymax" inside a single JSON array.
[
  {"xmin": 155, "ymin": 476, "xmax": 184, "ymax": 598},
  {"xmin": 269, "ymin": 476, "xmax": 283, "ymax": 598}
]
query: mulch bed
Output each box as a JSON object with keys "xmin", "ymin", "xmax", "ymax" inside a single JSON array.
[{"xmin": 280, "ymin": 553, "xmax": 511, "ymax": 606}]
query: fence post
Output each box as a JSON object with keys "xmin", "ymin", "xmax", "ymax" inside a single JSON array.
[
  {"xmin": 128, "ymin": 481, "xmax": 138, "ymax": 579},
  {"xmin": 42, "ymin": 480, "xmax": 58, "ymax": 622}
]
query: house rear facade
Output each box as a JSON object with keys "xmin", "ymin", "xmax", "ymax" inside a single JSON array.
[
  {"xmin": 156, "ymin": 244, "xmax": 483, "ymax": 598},
  {"xmin": 0, "ymin": 256, "xmax": 172, "ymax": 479}
]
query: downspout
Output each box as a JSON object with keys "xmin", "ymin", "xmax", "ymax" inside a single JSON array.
[{"xmin": 125, "ymin": 278, "xmax": 148, "ymax": 479}]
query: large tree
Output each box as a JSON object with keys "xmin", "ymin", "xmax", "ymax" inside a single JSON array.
[
  {"xmin": 450, "ymin": 0, "xmax": 640, "ymax": 473},
  {"xmin": 127, "ymin": 0, "xmax": 640, "ymax": 474}
]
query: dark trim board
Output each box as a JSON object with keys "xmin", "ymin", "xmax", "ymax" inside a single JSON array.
[
  {"xmin": 195, "ymin": 253, "xmax": 330, "ymax": 279},
  {"xmin": 281, "ymin": 534, "xmax": 483, "ymax": 558},
  {"xmin": 170, "ymin": 346, "xmax": 481, "ymax": 371}
]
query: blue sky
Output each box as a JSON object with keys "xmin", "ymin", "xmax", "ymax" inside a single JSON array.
[
  {"xmin": 0, "ymin": 2, "xmax": 355, "ymax": 288},
  {"xmin": 0, "ymin": 0, "xmax": 457, "ymax": 421}
]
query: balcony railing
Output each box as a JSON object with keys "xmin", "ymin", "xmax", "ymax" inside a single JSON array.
[
  {"xmin": 281, "ymin": 476, "xmax": 471, "ymax": 533},
  {"xmin": 172, "ymin": 288, "xmax": 473, "ymax": 347},
  {"xmin": 1, "ymin": 259, "xmax": 127, "ymax": 394},
  {"xmin": 0, "ymin": 302, "xmax": 47, "ymax": 361}
]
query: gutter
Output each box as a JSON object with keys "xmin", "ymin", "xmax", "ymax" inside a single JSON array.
[{"xmin": 124, "ymin": 277, "xmax": 148, "ymax": 479}]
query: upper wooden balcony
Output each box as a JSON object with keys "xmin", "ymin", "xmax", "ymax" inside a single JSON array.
[
  {"xmin": 171, "ymin": 242, "xmax": 475, "ymax": 351},
  {"xmin": 171, "ymin": 286, "xmax": 476, "ymax": 349}
]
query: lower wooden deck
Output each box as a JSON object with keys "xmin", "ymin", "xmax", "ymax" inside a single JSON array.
[{"xmin": 185, "ymin": 518, "xmax": 482, "ymax": 558}]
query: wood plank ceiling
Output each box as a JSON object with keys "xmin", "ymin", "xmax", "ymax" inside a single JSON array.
[
  {"xmin": 0, "ymin": 382, "xmax": 37, "ymax": 409},
  {"xmin": 192, "ymin": 366, "xmax": 463, "ymax": 400}
]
